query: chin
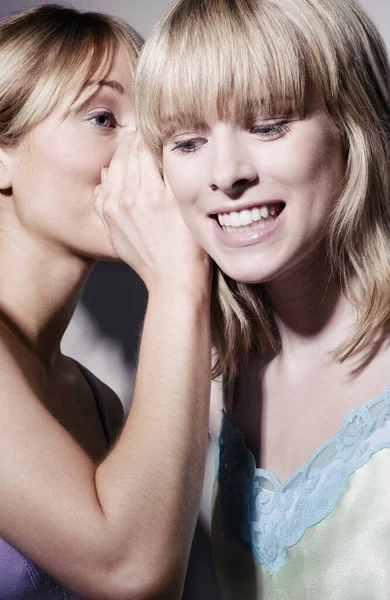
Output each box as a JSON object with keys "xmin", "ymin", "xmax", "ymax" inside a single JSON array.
[{"xmin": 215, "ymin": 263, "xmax": 271, "ymax": 285}]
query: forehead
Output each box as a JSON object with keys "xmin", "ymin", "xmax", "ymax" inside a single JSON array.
[
  {"xmin": 62, "ymin": 44, "xmax": 134, "ymax": 112},
  {"xmin": 139, "ymin": 25, "xmax": 309, "ymax": 146},
  {"xmin": 135, "ymin": 0, "xmax": 341, "ymax": 158},
  {"xmin": 103, "ymin": 44, "xmax": 134, "ymax": 93}
]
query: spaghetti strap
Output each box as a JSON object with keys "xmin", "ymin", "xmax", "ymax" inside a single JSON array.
[{"xmin": 73, "ymin": 360, "xmax": 111, "ymax": 445}]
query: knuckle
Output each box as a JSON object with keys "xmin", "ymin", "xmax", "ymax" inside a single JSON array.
[{"xmin": 103, "ymin": 201, "xmax": 119, "ymax": 221}]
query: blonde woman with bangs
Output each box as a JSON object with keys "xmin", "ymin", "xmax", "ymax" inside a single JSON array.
[
  {"xmin": 135, "ymin": 0, "xmax": 390, "ymax": 597},
  {"xmin": 0, "ymin": 4, "xmax": 213, "ymax": 600}
]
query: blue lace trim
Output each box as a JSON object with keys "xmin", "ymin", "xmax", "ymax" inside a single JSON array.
[{"xmin": 216, "ymin": 384, "xmax": 390, "ymax": 575}]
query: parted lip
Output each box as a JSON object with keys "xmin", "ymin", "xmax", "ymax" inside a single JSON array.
[{"xmin": 208, "ymin": 200, "xmax": 284, "ymax": 217}]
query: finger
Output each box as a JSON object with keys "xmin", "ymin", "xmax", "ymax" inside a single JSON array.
[
  {"xmin": 94, "ymin": 189, "xmax": 112, "ymax": 243},
  {"xmin": 137, "ymin": 145, "xmax": 166, "ymax": 190},
  {"xmin": 94, "ymin": 167, "xmax": 107, "ymax": 214},
  {"xmin": 94, "ymin": 184, "xmax": 103, "ymax": 218},
  {"xmin": 105, "ymin": 127, "xmax": 138, "ymax": 198},
  {"xmin": 123, "ymin": 131, "xmax": 147, "ymax": 191}
]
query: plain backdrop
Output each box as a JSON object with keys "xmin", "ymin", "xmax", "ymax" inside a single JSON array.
[
  {"xmin": 0, "ymin": 0, "xmax": 389, "ymax": 43},
  {"xmin": 0, "ymin": 0, "xmax": 388, "ymax": 599}
]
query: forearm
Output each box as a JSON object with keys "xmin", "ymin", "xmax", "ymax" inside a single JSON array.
[{"xmin": 95, "ymin": 284, "xmax": 212, "ymax": 596}]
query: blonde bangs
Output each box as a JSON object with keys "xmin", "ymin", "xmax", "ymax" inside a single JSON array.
[
  {"xmin": 136, "ymin": 0, "xmax": 390, "ymax": 377},
  {"xmin": 136, "ymin": 0, "xmax": 314, "ymax": 159},
  {"xmin": 17, "ymin": 35, "xmax": 118, "ymax": 135},
  {"xmin": 0, "ymin": 6, "xmax": 142, "ymax": 147},
  {"xmin": 136, "ymin": 0, "xmax": 359, "ymax": 159}
]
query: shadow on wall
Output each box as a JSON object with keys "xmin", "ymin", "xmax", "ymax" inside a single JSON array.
[
  {"xmin": 62, "ymin": 263, "xmax": 222, "ymax": 600},
  {"xmin": 62, "ymin": 262, "xmax": 147, "ymax": 411}
]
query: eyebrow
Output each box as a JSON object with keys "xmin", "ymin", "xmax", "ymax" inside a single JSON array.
[
  {"xmin": 67, "ymin": 79, "xmax": 126, "ymax": 116},
  {"xmin": 99, "ymin": 80, "xmax": 126, "ymax": 94}
]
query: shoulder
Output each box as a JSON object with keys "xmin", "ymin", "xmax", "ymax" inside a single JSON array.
[{"xmin": 0, "ymin": 321, "xmax": 42, "ymax": 387}]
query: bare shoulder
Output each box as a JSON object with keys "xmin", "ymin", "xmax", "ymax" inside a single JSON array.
[{"xmin": 0, "ymin": 321, "xmax": 40, "ymax": 385}]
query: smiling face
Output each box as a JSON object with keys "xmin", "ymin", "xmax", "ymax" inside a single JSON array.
[
  {"xmin": 163, "ymin": 101, "xmax": 345, "ymax": 284},
  {"xmin": 5, "ymin": 46, "xmax": 135, "ymax": 260}
]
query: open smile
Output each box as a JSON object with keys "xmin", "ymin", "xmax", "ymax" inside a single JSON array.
[{"xmin": 210, "ymin": 202, "xmax": 286, "ymax": 248}]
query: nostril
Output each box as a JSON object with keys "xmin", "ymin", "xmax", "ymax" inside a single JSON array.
[{"xmin": 232, "ymin": 178, "xmax": 249, "ymax": 189}]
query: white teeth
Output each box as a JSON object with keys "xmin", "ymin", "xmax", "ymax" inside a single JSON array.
[
  {"xmin": 240, "ymin": 210, "xmax": 252, "ymax": 226},
  {"xmin": 260, "ymin": 206, "xmax": 269, "ymax": 219},
  {"xmin": 252, "ymin": 207, "xmax": 261, "ymax": 221},
  {"xmin": 217, "ymin": 203, "xmax": 279, "ymax": 228},
  {"xmin": 230, "ymin": 212, "xmax": 240, "ymax": 227}
]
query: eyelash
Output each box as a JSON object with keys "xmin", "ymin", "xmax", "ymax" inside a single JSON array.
[
  {"xmin": 171, "ymin": 122, "xmax": 291, "ymax": 154},
  {"xmin": 171, "ymin": 138, "xmax": 205, "ymax": 154},
  {"xmin": 250, "ymin": 121, "xmax": 291, "ymax": 139},
  {"xmin": 88, "ymin": 110, "xmax": 118, "ymax": 130}
]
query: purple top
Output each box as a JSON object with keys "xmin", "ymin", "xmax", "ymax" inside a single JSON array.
[{"xmin": 0, "ymin": 363, "xmax": 111, "ymax": 599}]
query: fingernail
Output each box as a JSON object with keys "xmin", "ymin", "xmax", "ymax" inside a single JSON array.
[{"xmin": 101, "ymin": 166, "xmax": 107, "ymax": 183}]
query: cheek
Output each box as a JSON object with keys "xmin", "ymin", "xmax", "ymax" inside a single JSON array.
[
  {"xmin": 163, "ymin": 157, "xmax": 200, "ymax": 209},
  {"xmin": 270, "ymin": 131, "xmax": 344, "ymax": 195},
  {"xmin": 33, "ymin": 125, "xmax": 118, "ymax": 187},
  {"xmin": 48, "ymin": 140, "xmax": 105, "ymax": 183}
]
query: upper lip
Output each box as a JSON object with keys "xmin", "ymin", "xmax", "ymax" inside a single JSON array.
[{"xmin": 208, "ymin": 200, "xmax": 283, "ymax": 217}]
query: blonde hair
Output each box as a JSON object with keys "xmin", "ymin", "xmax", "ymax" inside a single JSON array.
[
  {"xmin": 0, "ymin": 4, "xmax": 142, "ymax": 149},
  {"xmin": 135, "ymin": 0, "xmax": 390, "ymax": 379}
]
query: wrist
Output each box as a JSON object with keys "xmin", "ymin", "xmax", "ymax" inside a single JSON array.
[
  {"xmin": 147, "ymin": 267, "xmax": 212, "ymax": 305},
  {"xmin": 147, "ymin": 279, "xmax": 211, "ymax": 311}
]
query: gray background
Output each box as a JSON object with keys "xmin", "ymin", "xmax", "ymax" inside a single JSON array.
[
  {"xmin": 1, "ymin": 0, "xmax": 389, "ymax": 41},
  {"xmin": 0, "ymin": 0, "xmax": 388, "ymax": 598}
]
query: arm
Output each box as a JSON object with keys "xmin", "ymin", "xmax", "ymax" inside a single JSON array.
[{"xmin": 0, "ymin": 134, "xmax": 212, "ymax": 600}]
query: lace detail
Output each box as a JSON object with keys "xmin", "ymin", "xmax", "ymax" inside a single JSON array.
[{"xmin": 216, "ymin": 384, "xmax": 390, "ymax": 575}]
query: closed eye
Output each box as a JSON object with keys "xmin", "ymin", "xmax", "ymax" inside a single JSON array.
[
  {"xmin": 251, "ymin": 122, "xmax": 291, "ymax": 141},
  {"xmin": 171, "ymin": 138, "xmax": 207, "ymax": 154}
]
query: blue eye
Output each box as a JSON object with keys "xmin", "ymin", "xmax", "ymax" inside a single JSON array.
[{"xmin": 89, "ymin": 111, "xmax": 117, "ymax": 129}]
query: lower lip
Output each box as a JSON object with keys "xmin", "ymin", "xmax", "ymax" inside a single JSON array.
[{"xmin": 211, "ymin": 213, "xmax": 283, "ymax": 248}]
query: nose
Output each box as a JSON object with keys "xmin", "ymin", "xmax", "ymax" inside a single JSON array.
[{"xmin": 208, "ymin": 130, "xmax": 258, "ymax": 196}]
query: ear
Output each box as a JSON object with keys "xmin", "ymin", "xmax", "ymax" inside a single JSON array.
[{"xmin": 0, "ymin": 148, "xmax": 13, "ymax": 192}]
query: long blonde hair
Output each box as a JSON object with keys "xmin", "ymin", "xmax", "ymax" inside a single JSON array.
[
  {"xmin": 0, "ymin": 4, "xmax": 142, "ymax": 149},
  {"xmin": 135, "ymin": 0, "xmax": 390, "ymax": 379}
]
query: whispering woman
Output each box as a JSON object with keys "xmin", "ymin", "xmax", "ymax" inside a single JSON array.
[{"xmin": 0, "ymin": 5, "xmax": 212, "ymax": 599}]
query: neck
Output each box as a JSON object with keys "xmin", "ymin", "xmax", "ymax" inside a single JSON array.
[
  {"xmin": 0, "ymin": 230, "xmax": 94, "ymax": 371},
  {"xmin": 265, "ymin": 252, "xmax": 356, "ymax": 360}
]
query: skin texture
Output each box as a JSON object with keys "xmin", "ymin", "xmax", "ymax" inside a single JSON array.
[
  {"xmin": 3, "ymin": 49, "xmax": 135, "ymax": 261},
  {"xmin": 0, "ymin": 46, "xmax": 212, "ymax": 600},
  {"xmin": 163, "ymin": 105, "xmax": 345, "ymax": 284},
  {"xmin": 163, "ymin": 103, "xmax": 390, "ymax": 483}
]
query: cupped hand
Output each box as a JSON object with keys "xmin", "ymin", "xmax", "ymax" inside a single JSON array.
[{"xmin": 95, "ymin": 129, "xmax": 211, "ymax": 295}]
